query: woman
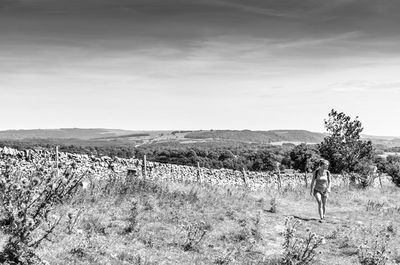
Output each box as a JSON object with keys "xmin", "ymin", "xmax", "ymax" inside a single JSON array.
[{"xmin": 310, "ymin": 159, "xmax": 331, "ymax": 222}]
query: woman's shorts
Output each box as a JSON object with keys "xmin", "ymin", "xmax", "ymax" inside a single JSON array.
[{"xmin": 313, "ymin": 189, "xmax": 328, "ymax": 199}]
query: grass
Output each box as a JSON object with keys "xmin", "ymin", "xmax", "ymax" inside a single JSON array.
[{"xmin": 20, "ymin": 178, "xmax": 400, "ymax": 264}]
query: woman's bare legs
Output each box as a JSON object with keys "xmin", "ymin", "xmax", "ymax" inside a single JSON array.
[
  {"xmin": 314, "ymin": 192, "xmax": 323, "ymax": 220},
  {"xmin": 321, "ymin": 194, "xmax": 328, "ymax": 219}
]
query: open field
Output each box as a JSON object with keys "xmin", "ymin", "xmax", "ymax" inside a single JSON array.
[
  {"xmin": 0, "ymin": 146, "xmax": 399, "ymax": 264},
  {"xmin": 21, "ymin": 178, "xmax": 400, "ymax": 264}
]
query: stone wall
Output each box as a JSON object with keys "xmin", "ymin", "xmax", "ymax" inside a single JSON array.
[{"xmin": 0, "ymin": 147, "xmax": 391, "ymax": 191}]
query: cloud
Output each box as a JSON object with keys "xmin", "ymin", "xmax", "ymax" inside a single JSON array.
[
  {"xmin": 328, "ymin": 81, "xmax": 400, "ymax": 93},
  {"xmin": 1, "ymin": 0, "xmax": 400, "ymax": 134}
]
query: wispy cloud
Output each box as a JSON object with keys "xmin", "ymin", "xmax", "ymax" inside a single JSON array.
[
  {"xmin": 210, "ymin": 0, "xmax": 305, "ymax": 18},
  {"xmin": 328, "ymin": 80, "xmax": 400, "ymax": 93}
]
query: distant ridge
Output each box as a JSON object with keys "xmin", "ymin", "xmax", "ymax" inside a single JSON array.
[
  {"xmin": 0, "ymin": 128, "xmax": 399, "ymax": 147},
  {"xmin": 185, "ymin": 130, "xmax": 326, "ymax": 143},
  {"xmin": 0, "ymin": 128, "xmax": 136, "ymax": 140}
]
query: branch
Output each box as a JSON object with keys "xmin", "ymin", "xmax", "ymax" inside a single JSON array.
[{"xmin": 28, "ymin": 215, "xmax": 62, "ymax": 248}]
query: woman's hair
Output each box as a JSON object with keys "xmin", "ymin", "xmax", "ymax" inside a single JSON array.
[{"xmin": 319, "ymin": 159, "xmax": 330, "ymax": 167}]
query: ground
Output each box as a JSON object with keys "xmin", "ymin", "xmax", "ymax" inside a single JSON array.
[{"xmin": 27, "ymin": 179, "xmax": 400, "ymax": 264}]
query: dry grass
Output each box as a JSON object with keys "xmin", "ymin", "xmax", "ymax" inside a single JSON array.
[{"xmin": 30, "ymin": 178, "xmax": 400, "ymax": 265}]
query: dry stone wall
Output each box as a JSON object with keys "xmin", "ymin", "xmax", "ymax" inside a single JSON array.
[{"xmin": 0, "ymin": 147, "xmax": 390, "ymax": 191}]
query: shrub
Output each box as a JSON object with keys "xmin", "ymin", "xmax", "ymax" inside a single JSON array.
[
  {"xmin": 384, "ymin": 156, "xmax": 400, "ymax": 187},
  {"xmin": 65, "ymin": 207, "xmax": 84, "ymax": 235},
  {"xmin": 354, "ymin": 162, "xmax": 377, "ymax": 188},
  {"xmin": 181, "ymin": 221, "xmax": 211, "ymax": 251},
  {"xmin": 123, "ymin": 199, "xmax": 139, "ymax": 234},
  {"xmin": 358, "ymin": 231, "xmax": 391, "ymax": 265},
  {"xmin": 269, "ymin": 198, "xmax": 277, "ymax": 213},
  {"xmin": 281, "ymin": 217, "xmax": 324, "ymax": 265},
  {"xmin": 366, "ymin": 200, "xmax": 385, "ymax": 212},
  {"xmin": 0, "ymin": 168, "xmax": 85, "ymax": 264}
]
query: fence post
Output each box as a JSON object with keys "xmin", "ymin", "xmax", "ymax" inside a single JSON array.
[
  {"xmin": 56, "ymin": 146, "xmax": 59, "ymax": 178},
  {"xmin": 197, "ymin": 162, "xmax": 201, "ymax": 182},
  {"xmin": 143, "ymin": 155, "xmax": 147, "ymax": 179},
  {"xmin": 242, "ymin": 167, "xmax": 247, "ymax": 186},
  {"xmin": 304, "ymin": 173, "xmax": 308, "ymax": 188},
  {"xmin": 275, "ymin": 162, "xmax": 282, "ymax": 190},
  {"xmin": 170, "ymin": 164, "xmax": 175, "ymax": 182},
  {"xmin": 378, "ymin": 173, "xmax": 383, "ymax": 188}
]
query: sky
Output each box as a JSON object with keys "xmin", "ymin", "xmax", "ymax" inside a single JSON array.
[{"xmin": 1, "ymin": 0, "xmax": 400, "ymax": 136}]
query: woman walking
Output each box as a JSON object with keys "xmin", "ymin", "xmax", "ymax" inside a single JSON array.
[{"xmin": 310, "ymin": 159, "xmax": 331, "ymax": 222}]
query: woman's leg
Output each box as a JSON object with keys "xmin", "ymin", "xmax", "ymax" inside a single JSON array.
[
  {"xmin": 321, "ymin": 194, "xmax": 328, "ymax": 219},
  {"xmin": 314, "ymin": 191, "xmax": 323, "ymax": 219}
]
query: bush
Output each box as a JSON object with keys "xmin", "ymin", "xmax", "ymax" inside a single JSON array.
[
  {"xmin": 384, "ymin": 156, "xmax": 400, "ymax": 187},
  {"xmin": 358, "ymin": 230, "xmax": 391, "ymax": 265},
  {"xmin": 0, "ymin": 168, "xmax": 84, "ymax": 264},
  {"xmin": 181, "ymin": 221, "xmax": 211, "ymax": 251},
  {"xmin": 354, "ymin": 162, "xmax": 377, "ymax": 188},
  {"xmin": 281, "ymin": 217, "xmax": 324, "ymax": 265}
]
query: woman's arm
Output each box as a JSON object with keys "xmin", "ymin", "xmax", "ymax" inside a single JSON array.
[{"xmin": 327, "ymin": 171, "xmax": 332, "ymax": 192}]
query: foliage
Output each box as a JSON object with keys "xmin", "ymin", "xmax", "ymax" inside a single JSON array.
[
  {"xmin": 281, "ymin": 217, "xmax": 324, "ymax": 265},
  {"xmin": 373, "ymin": 156, "xmax": 387, "ymax": 174},
  {"xmin": 289, "ymin": 144, "xmax": 321, "ymax": 173},
  {"xmin": 181, "ymin": 221, "xmax": 211, "ymax": 251},
  {"xmin": 123, "ymin": 199, "xmax": 139, "ymax": 234},
  {"xmin": 269, "ymin": 198, "xmax": 277, "ymax": 213},
  {"xmin": 319, "ymin": 109, "xmax": 374, "ymax": 174},
  {"xmin": 383, "ymin": 155, "xmax": 400, "ymax": 187},
  {"xmin": 0, "ymin": 139, "xmax": 292, "ymax": 172},
  {"xmin": 135, "ymin": 142, "xmax": 289, "ymax": 172},
  {"xmin": 358, "ymin": 230, "xmax": 391, "ymax": 265},
  {"xmin": 353, "ymin": 161, "xmax": 377, "ymax": 188},
  {"xmin": 0, "ymin": 167, "xmax": 85, "ymax": 264},
  {"xmin": 366, "ymin": 200, "xmax": 385, "ymax": 212}
]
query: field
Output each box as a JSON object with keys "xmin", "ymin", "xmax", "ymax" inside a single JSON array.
[{"xmin": 9, "ymin": 176, "xmax": 398, "ymax": 265}]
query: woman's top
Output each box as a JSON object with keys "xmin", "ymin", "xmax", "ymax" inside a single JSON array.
[{"xmin": 314, "ymin": 169, "xmax": 329, "ymax": 193}]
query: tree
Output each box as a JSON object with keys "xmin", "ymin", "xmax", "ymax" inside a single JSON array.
[
  {"xmin": 247, "ymin": 150, "xmax": 278, "ymax": 171},
  {"xmin": 319, "ymin": 109, "xmax": 374, "ymax": 174},
  {"xmin": 289, "ymin": 144, "xmax": 321, "ymax": 173},
  {"xmin": 384, "ymin": 155, "xmax": 400, "ymax": 187}
]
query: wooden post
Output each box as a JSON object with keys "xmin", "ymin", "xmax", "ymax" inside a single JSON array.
[
  {"xmin": 197, "ymin": 162, "xmax": 201, "ymax": 182},
  {"xmin": 242, "ymin": 167, "xmax": 247, "ymax": 186},
  {"xmin": 378, "ymin": 173, "xmax": 383, "ymax": 188},
  {"xmin": 170, "ymin": 164, "xmax": 175, "ymax": 182},
  {"xmin": 304, "ymin": 173, "xmax": 308, "ymax": 188},
  {"xmin": 143, "ymin": 155, "xmax": 147, "ymax": 179},
  {"xmin": 56, "ymin": 146, "xmax": 59, "ymax": 178},
  {"xmin": 278, "ymin": 172, "xmax": 282, "ymax": 191},
  {"xmin": 276, "ymin": 162, "xmax": 282, "ymax": 190}
]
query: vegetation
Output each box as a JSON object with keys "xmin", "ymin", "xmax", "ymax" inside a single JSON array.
[
  {"xmin": 289, "ymin": 144, "xmax": 321, "ymax": 173},
  {"xmin": 1, "ymin": 109, "xmax": 399, "ymax": 187},
  {"xmin": 0, "ymin": 110, "xmax": 400, "ymax": 264},
  {"xmin": 185, "ymin": 130, "xmax": 325, "ymax": 143},
  {"xmin": 383, "ymin": 155, "xmax": 400, "ymax": 187},
  {"xmin": 281, "ymin": 217, "xmax": 324, "ymax": 265},
  {"xmin": 135, "ymin": 142, "xmax": 291, "ymax": 171},
  {"xmin": 319, "ymin": 109, "xmax": 374, "ymax": 174},
  {"xmin": 0, "ymin": 166, "xmax": 84, "ymax": 264},
  {"xmin": 1, "ymin": 166, "xmax": 399, "ymax": 264}
]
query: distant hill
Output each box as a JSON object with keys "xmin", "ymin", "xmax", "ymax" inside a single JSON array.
[
  {"xmin": 0, "ymin": 128, "xmax": 399, "ymax": 148},
  {"xmin": 184, "ymin": 130, "xmax": 326, "ymax": 144},
  {"xmin": 0, "ymin": 128, "xmax": 137, "ymax": 140}
]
